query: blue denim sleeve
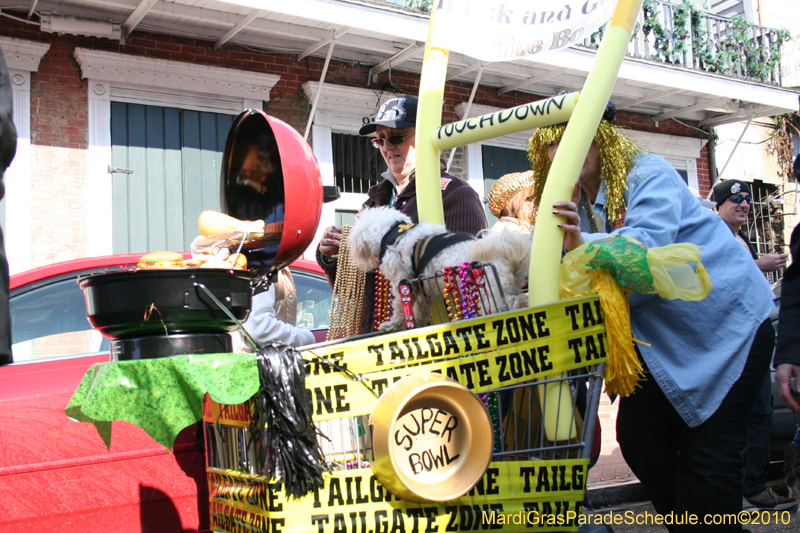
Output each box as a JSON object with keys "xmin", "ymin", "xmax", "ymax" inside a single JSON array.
[
  {"xmin": 614, "ymin": 156, "xmax": 687, "ymax": 248},
  {"xmin": 581, "ymin": 155, "xmax": 686, "ymax": 248}
]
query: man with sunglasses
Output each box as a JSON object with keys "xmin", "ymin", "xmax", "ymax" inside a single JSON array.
[
  {"xmin": 712, "ymin": 178, "xmax": 794, "ymax": 513},
  {"xmin": 316, "ymin": 95, "xmax": 486, "ymax": 334},
  {"xmin": 713, "ymin": 179, "xmax": 788, "ymax": 273}
]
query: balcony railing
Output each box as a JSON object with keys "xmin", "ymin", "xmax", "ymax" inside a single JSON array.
[{"xmin": 581, "ymin": 0, "xmax": 791, "ymax": 85}]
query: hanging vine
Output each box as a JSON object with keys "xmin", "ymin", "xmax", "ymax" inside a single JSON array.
[
  {"xmin": 623, "ymin": 0, "xmax": 790, "ymax": 83},
  {"xmin": 404, "ymin": 0, "xmax": 791, "ymax": 85},
  {"xmin": 767, "ymin": 112, "xmax": 800, "ymax": 180},
  {"xmin": 405, "ymin": 0, "xmax": 432, "ymax": 11},
  {"xmin": 691, "ymin": 6, "xmax": 718, "ymax": 72}
]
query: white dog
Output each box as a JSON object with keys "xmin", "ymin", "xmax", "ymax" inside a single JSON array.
[{"xmin": 349, "ymin": 206, "xmax": 531, "ymax": 332}]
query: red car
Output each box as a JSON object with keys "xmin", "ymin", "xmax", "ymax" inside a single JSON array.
[{"xmin": 0, "ymin": 255, "xmax": 331, "ymax": 532}]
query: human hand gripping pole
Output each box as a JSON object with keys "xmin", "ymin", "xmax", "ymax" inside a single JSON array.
[{"xmin": 529, "ymin": 0, "xmax": 645, "ymax": 441}]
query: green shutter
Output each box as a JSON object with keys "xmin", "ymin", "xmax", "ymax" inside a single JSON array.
[{"xmin": 111, "ymin": 103, "xmax": 235, "ymax": 254}]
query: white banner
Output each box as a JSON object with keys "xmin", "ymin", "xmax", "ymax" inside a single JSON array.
[{"xmin": 430, "ymin": 0, "xmax": 618, "ymax": 62}]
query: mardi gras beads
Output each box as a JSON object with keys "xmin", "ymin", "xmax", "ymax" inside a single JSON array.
[
  {"xmin": 373, "ymin": 270, "xmax": 393, "ymax": 331},
  {"xmin": 328, "ymin": 225, "xmax": 366, "ymax": 340},
  {"xmin": 442, "ymin": 266, "xmax": 464, "ymax": 322},
  {"xmin": 458, "ymin": 261, "xmax": 482, "ymax": 319}
]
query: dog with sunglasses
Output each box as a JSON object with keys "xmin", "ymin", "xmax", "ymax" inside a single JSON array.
[{"xmin": 349, "ymin": 206, "xmax": 531, "ymax": 332}]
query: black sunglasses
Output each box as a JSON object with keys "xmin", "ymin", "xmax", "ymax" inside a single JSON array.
[
  {"xmin": 728, "ymin": 195, "xmax": 752, "ymax": 204},
  {"xmin": 371, "ymin": 131, "xmax": 415, "ymax": 149}
]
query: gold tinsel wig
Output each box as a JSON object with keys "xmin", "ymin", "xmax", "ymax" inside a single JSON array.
[{"xmin": 526, "ymin": 120, "xmax": 642, "ymax": 227}]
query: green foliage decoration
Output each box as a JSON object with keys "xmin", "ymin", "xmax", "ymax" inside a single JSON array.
[
  {"xmin": 405, "ymin": 0, "xmax": 432, "ymax": 12},
  {"xmin": 767, "ymin": 112, "xmax": 800, "ymax": 180}
]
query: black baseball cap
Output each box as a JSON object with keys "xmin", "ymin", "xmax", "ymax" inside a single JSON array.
[
  {"xmin": 713, "ymin": 179, "xmax": 752, "ymax": 207},
  {"xmin": 359, "ymin": 95, "xmax": 418, "ymax": 135}
]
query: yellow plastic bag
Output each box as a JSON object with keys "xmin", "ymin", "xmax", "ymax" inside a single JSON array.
[
  {"xmin": 560, "ymin": 234, "xmax": 711, "ymax": 301},
  {"xmin": 558, "ymin": 235, "xmax": 711, "ymax": 396}
]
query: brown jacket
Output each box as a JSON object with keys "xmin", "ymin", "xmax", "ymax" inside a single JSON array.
[{"xmin": 317, "ymin": 170, "xmax": 487, "ymax": 335}]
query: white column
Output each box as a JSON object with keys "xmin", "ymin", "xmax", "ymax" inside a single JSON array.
[
  {"xmin": 466, "ymin": 143, "xmax": 485, "ymax": 201},
  {"xmin": 312, "ymin": 121, "xmax": 335, "ymax": 254},
  {"xmin": 4, "ymin": 69, "xmax": 32, "ymax": 274},
  {"xmin": 685, "ymin": 158, "xmax": 699, "ymax": 191},
  {"xmin": 86, "ymin": 80, "xmax": 113, "ymax": 257}
]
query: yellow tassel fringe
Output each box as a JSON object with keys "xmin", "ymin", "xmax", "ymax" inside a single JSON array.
[{"xmin": 591, "ymin": 269, "xmax": 643, "ymax": 397}]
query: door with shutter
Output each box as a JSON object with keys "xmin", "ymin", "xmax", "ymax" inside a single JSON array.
[
  {"xmin": 481, "ymin": 145, "xmax": 531, "ymax": 227},
  {"xmin": 110, "ymin": 102, "xmax": 235, "ymax": 254}
]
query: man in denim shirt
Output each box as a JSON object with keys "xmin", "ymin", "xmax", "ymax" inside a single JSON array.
[{"xmin": 530, "ymin": 111, "xmax": 794, "ymax": 531}]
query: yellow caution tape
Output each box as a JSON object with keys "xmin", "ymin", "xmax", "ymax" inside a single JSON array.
[{"xmin": 208, "ymin": 459, "xmax": 590, "ymax": 533}]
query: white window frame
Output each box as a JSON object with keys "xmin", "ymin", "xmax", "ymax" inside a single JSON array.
[
  {"xmin": 300, "ymin": 81, "xmax": 398, "ymax": 245},
  {"xmin": 74, "ymin": 48, "xmax": 280, "ymax": 257},
  {"xmin": 0, "ymin": 37, "xmax": 50, "ymax": 275}
]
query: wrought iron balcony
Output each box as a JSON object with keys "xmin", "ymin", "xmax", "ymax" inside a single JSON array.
[
  {"xmin": 397, "ymin": 0, "xmax": 790, "ymax": 86},
  {"xmin": 580, "ymin": 0, "xmax": 791, "ymax": 85}
]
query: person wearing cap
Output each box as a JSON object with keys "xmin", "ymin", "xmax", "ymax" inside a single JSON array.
[
  {"xmin": 488, "ymin": 170, "xmax": 536, "ymax": 234},
  {"xmin": 532, "ymin": 102, "xmax": 790, "ymax": 529},
  {"xmin": 711, "ymin": 178, "xmax": 793, "ymax": 512},
  {"xmin": 713, "ymin": 179, "xmax": 788, "ymax": 273},
  {"xmin": 316, "ymin": 95, "xmax": 486, "ymax": 335}
]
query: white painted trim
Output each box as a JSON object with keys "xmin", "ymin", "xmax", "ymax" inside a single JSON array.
[
  {"xmin": 0, "ymin": 38, "xmax": 49, "ymax": 275},
  {"xmin": 4, "ymin": 70, "xmax": 32, "ymax": 275},
  {"xmin": 109, "ymin": 85, "xmax": 248, "ymax": 115},
  {"xmin": 301, "ymin": 81, "xmax": 400, "ymax": 133},
  {"xmin": 228, "ymin": 0, "xmax": 429, "ymax": 43},
  {"xmin": 529, "ymin": 46, "xmax": 800, "ymax": 114},
  {"xmin": 0, "ymin": 37, "xmax": 50, "ymax": 72},
  {"xmin": 684, "ymin": 158, "xmax": 699, "ymax": 191},
  {"xmin": 624, "ymin": 130, "xmax": 707, "ymax": 161},
  {"xmin": 233, "ymin": 1, "xmax": 797, "ymax": 116},
  {"xmin": 74, "ymin": 48, "xmax": 280, "ymax": 103},
  {"xmin": 311, "ymin": 122, "xmax": 369, "ymax": 238},
  {"xmin": 466, "ymin": 143, "xmax": 486, "ymax": 202},
  {"xmin": 77, "ymin": 49, "xmax": 283, "ymax": 254},
  {"xmin": 312, "ymin": 123, "xmax": 335, "ymax": 246},
  {"xmin": 86, "ymin": 81, "xmax": 113, "ymax": 258}
]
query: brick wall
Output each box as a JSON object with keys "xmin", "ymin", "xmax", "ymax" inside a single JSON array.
[{"xmin": 697, "ymin": 143, "xmax": 711, "ymax": 195}]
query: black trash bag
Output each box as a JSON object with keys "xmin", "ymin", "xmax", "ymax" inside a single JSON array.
[{"xmin": 251, "ymin": 343, "xmax": 328, "ymax": 499}]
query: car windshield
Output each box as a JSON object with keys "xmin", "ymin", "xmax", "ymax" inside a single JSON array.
[
  {"xmin": 10, "ymin": 276, "xmax": 109, "ymax": 361},
  {"xmin": 292, "ymin": 269, "xmax": 332, "ymax": 330},
  {"xmin": 9, "ymin": 264, "xmax": 332, "ymax": 363}
]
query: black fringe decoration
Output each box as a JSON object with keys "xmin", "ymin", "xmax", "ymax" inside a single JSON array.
[{"xmin": 251, "ymin": 343, "xmax": 328, "ymax": 499}]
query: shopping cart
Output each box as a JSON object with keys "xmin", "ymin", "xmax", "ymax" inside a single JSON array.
[{"xmin": 204, "ymin": 260, "xmax": 606, "ymax": 532}]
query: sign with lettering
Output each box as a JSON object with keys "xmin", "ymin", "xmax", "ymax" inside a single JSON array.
[
  {"xmin": 208, "ymin": 458, "xmax": 590, "ymax": 533},
  {"xmin": 203, "ymin": 395, "xmax": 254, "ymax": 427},
  {"xmin": 431, "ymin": 0, "xmax": 617, "ymax": 62},
  {"xmin": 432, "ymin": 93, "xmax": 578, "ymax": 152},
  {"xmin": 303, "ymin": 294, "xmax": 606, "ymax": 422}
]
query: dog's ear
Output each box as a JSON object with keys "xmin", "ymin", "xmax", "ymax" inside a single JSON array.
[{"xmin": 349, "ymin": 222, "xmax": 377, "ymax": 271}]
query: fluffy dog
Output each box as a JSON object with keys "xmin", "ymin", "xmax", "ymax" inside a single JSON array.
[{"xmin": 349, "ymin": 206, "xmax": 531, "ymax": 332}]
